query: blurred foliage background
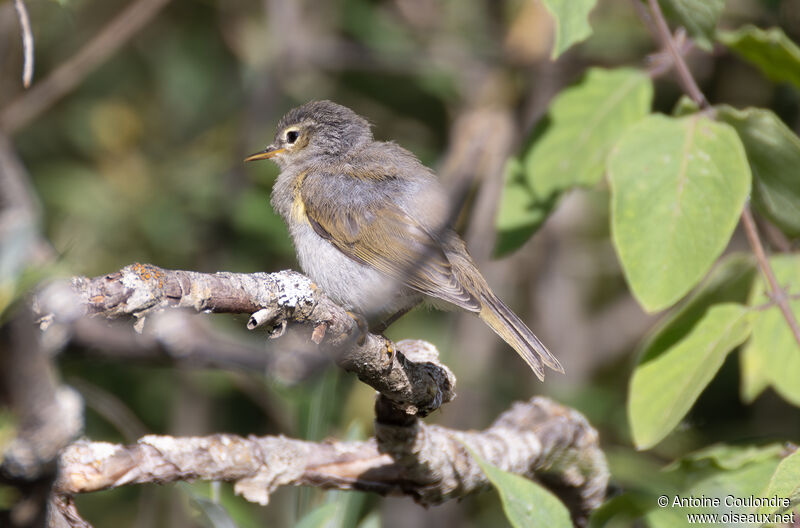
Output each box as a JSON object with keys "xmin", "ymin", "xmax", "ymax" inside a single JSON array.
[{"xmin": 2, "ymin": 0, "xmax": 800, "ymax": 526}]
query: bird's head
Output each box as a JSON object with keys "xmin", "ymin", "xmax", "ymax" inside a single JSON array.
[{"xmin": 245, "ymin": 100, "xmax": 372, "ymax": 168}]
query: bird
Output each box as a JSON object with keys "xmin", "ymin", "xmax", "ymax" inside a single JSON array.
[{"xmin": 245, "ymin": 100, "xmax": 563, "ymax": 380}]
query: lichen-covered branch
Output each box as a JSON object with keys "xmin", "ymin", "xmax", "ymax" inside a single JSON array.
[
  {"xmin": 56, "ymin": 397, "xmax": 607, "ymax": 526},
  {"xmin": 38, "ymin": 263, "xmax": 455, "ymax": 417}
]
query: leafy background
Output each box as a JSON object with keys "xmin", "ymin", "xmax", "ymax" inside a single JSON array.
[{"xmin": 1, "ymin": 0, "xmax": 800, "ymax": 526}]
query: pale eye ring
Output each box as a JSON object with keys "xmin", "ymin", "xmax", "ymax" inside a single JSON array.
[{"xmin": 286, "ymin": 130, "xmax": 299, "ymax": 144}]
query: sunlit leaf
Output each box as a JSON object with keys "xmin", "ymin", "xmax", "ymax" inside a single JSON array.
[
  {"xmin": 494, "ymin": 157, "xmax": 557, "ymax": 257},
  {"xmin": 672, "ymin": 95, "xmax": 700, "ymax": 117},
  {"xmin": 739, "ymin": 336, "xmax": 770, "ymax": 403},
  {"xmin": 758, "ymin": 449, "xmax": 800, "ymax": 516},
  {"xmin": 647, "ymin": 444, "xmax": 781, "ymax": 528},
  {"xmin": 717, "ymin": 25, "xmax": 800, "ymax": 90},
  {"xmin": 637, "ymin": 253, "xmax": 756, "ymax": 365},
  {"xmin": 469, "ymin": 447, "xmax": 572, "ymax": 528},
  {"xmin": 541, "ymin": 0, "xmax": 598, "ymax": 59},
  {"xmin": 609, "ymin": 114, "xmax": 750, "ymax": 312},
  {"xmin": 668, "ymin": 443, "xmax": 784, "ymax": 472},
  {"xmin": 717, "ymin": 105, "xmax": 800, "ymax": 237},
  {"xmin": 629, "ymin": 304, "xmax": 752, "ymax": 449},
  {"xmin": 743, "ymin": 255, "xmax": 800, "ymax": 407},
  {"xmin": 526, "ymin": 68, "xmax": 652, "ymax": 199}
]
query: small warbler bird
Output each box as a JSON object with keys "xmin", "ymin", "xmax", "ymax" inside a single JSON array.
[{"xmin": 246, "ymin": 100, "xmax": 562, "ymax": 379}]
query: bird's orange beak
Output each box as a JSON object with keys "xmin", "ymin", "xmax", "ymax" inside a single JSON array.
[{"xmin": 244, "ymin": 146, "xmax": 285, "ymax": 162}]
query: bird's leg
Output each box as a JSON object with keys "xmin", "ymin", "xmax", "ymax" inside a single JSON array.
[
  {"xmin": 369, "ymin": 299, "xmax": 422, "ymax": 334},
  {"xmin": 383, "ymin": 338, "xmax": 396, "ymax": 372},
  {"xmin": 346, "ymin": 311, "xmax": 369, "ymax": 346}
]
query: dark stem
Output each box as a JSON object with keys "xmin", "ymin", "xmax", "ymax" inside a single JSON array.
[
  {"xmin": 741, "ymin": 204, "xmax": 800, "ymax": 347},
  {"xmin": 646, "ymin": 0, "xmax": 708, "ymax": 108}
]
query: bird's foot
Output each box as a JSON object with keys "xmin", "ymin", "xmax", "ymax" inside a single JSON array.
[
  {"xmin": 383, "ymin": 338, "xmax": 396, "ymax": 373},
  {"xmin": 346, "ymin": 311, "xmax": 369, "ymax": 346}
]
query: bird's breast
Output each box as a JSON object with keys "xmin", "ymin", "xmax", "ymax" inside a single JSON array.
[
  {"xmin": 290, "ymin": 171, "xmax": 309, "ymax": 224},
  {"xmin": 270, "ymin": 169, "xmax": 310, "ymax": 226}
]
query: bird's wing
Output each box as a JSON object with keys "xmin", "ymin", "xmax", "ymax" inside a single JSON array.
[{"xmin": 300, "ymin": 173, "xmax": 480, "ymax": 312}]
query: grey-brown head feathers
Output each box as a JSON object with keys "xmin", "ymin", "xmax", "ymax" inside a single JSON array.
[{"xmin": 276, "ymin": 100, "xmax": 373, "ymax": 158}]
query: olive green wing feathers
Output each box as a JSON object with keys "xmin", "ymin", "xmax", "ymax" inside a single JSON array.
[
  {"xmin": 299, "ymin": 177, "xmax": 481, "ymax": 312},
  {"xmin": 299, "ymin": 170, "xmax": 563, "ymax": 379}
]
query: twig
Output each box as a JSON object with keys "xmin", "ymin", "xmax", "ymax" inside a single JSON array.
[
  {"xmin": 646, "ymin": 0, "xmax": 707, "ymax": 108},
  {"xmin": 742, "ymin": 204, "xmax": 800, "ymax": 346},
  {"xmin": 639, "ymin": 0, "xmax": 800, "ymax": 349},
  {"xmin": 0, "ymin": 0, "xmax": 172, "ymax": 134},
  {"xmin": 55, "ymin": 397, "xmax": 608, "ymax": 526},
  {"xmin": 49, "ymin": 495, "xmax": 92, "ymax": 528},
  {"xmin": 13, "ymin": 0, "xmax": 33, "ymax": 88}
]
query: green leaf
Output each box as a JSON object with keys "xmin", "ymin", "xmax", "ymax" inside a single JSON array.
[
  {"xmin": 296, "ymin": 503, "xmax": 338, "ymax": 528},
  {"xmin": 660, "ymin": 0, "xmax": 725, "ymax": 51},
  {"xmin": 717, "ymin": 105, "xmax": 800, "ymax": 237},
  {"xmin": 356, "ymin": 511, "xmax": 381, "ymax": 528},
  {"xmin": 717, "ymin": 25, "xmax": 800, "ymax": 90},
  {"xmin": 541, "ymin": 0, "xmax": 598, "ymax": 59},
  {"xmin": 758, "ymin": 450, "xmax": 800, "ymax": 515},
  {"xmin": 628, "ymin": 304, "xmax": 753, "ymax": 449},
  {"xmin": 668, "ymin": 443, "xmax": 785, "ymax": 472},
  {"xmin": 647, "ymin": 444, "xmax": 781, "ymax": 528},
  {"xmin": 672, "ymin": 95, "xmax": 700, "ymax": 117},
  {"xmin": 181, "ymin": 483, "xmax": 239, "ymax": 528},
  {"xmin": 739, "ymin": 335, "xmax": 770, "ymax": 403},
  {"xmin": 469, "ymin": 447, "xmax": 572, "ymax": 528},
  {"xmin": 526, "ymin": 68, "xmax": 653, "ymax": 198},
  {"xmin": 638, "ymin": 253, "xmax": 756, "ymax": 365},
  {"xmin": 587, "ymin": 492, "xmax": 652, "ymax": 528},
  {"xmin": 743, "ymin": 255, "xmax": 800, "ymax": 406},
  {"xmin": 609, "ymin": 114, "xmax": 751, "ymax": 312},
  {"xmin": 494, "ymin": 157, "xmax": 557, "ymax": 257}
]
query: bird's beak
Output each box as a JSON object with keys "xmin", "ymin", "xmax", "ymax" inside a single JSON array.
[{"xmin": 244, "ymin": 146, "xmax": 285, "ymax": 162}]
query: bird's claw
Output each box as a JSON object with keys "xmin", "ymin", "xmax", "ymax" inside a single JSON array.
[
  {"xmin": 346, "ymin": 311, "xmax": 369, "ymax": 346},
  {"xmin": 383, "ymin": 339, "xmax": 396, "ymax": 373}
]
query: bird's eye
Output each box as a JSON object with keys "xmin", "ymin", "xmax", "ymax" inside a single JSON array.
[{"xmin": 286, "ymin": 130, "xmax": 299, "ymax": 144}]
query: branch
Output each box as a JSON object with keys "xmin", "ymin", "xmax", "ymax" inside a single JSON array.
[
  {"xmin": 645, "ymin": 0, "xmax": 707, "ymax": 109},
  {"xmin": 13, "ymin": 0, "xmax": 33, "ymax": 88},
  {"xmin": 638, "ymin": 0, "xmax": 800, "ymax": 349},
  {"xmin": 742, "ymin": 204, "xmax": 800, "ymax": 345},
  {"xmin": 39, "ymin": 264, "xmax": 609, "ymax": 524},
  {"xmin": 37, "ymin": 263, "xmax": 455, "ymax": 417},
  {"xmin": 56, "ymin": 397, "xmax": 608, "ymax": 525}
]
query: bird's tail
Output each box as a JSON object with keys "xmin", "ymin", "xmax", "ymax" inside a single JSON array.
[{"xmin": 478, "ymin": 291, "xmax": 563, "ymax": 380}]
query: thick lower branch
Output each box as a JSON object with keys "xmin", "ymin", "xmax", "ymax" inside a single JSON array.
[
  {"xmin": 56, "ymin": 396, "xmax": 607, "ymax": 525},
  {"xmin": 40, "ymin": 263, "xmax": 609, "ymax": 525}
]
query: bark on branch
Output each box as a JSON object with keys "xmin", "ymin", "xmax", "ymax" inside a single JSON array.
[
  {"xmin": 56, "ymin": 397, "xmax": 607, "ymax": 525},
  {"xmin": 38, "ymin": 263, "xmax": 455, "ymax": 417},
  {"xmin": 36, "ymin": 263, "xmax": 609, "ymax": 526}
]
